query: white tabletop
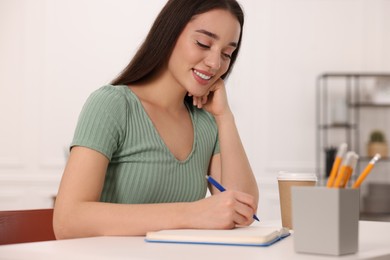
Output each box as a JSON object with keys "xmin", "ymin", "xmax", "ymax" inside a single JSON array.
[{"xmin": 0, "ymin": 221, "xmax": 389, "ymax": 260}]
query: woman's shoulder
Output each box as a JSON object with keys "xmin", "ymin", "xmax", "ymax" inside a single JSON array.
[
  {"xmin": 79, "ymin": 85, "xmax": 137, "ymax": 119},
  {"xmin": 89, "ymin": 84, "xmax": 130, "ymax": 100},
  {"xmin": 85, "ymin": 85, "xmax": 137, "ymax": 108}
]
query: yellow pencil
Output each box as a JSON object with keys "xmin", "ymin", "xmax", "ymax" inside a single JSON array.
[
  {"xmin": 341, "ymin": 167, "xmax": 353, "ymax": 188},
  {"xmin": 341, "ymin": 152, "xmax": 358, "ymax": 188},
  {"xmin": 333, "ymin": 151, "xmax": 358, "ymax": 188},
  {"xmin": 326, "ymin": 143, "xmax": 347, "ymax": 187},
  {"xmin": 352, "ymin": 153, "xmax": 381, "ymax": 188}
]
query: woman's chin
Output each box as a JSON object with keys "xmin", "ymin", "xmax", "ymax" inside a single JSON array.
[{"xmin": 187, "ymin": 89, "xmax": 209, "ymax": 98}]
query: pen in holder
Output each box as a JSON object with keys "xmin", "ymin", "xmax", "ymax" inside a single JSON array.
[{"xmin": 292, "ymin": 187, "xmax": 359, "ymax": 256}]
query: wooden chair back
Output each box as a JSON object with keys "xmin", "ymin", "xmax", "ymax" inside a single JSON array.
[{"xmin": 0, "ymin": 208, "xmax": 56, "ymax": 245}]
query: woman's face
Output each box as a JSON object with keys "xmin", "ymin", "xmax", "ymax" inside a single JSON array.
[{"xmin": 167, "ymin": 9, "xmax": 241, "ymax": 97}]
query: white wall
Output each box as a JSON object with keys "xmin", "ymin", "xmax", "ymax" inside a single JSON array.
[{"xmin": 1, "ymin": 0, "xmax": 389, "ymax": 221}]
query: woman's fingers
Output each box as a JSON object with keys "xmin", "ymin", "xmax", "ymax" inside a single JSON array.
[
  {"xmin": 188, "ymin": 90, "xmax": 211, "ymax": 109},
  {"xmin": 226, "ymin": 191, "xmax": 256, "ymax": 225},
  {"xmin": 214, "ymin": 191, "xmax": 257, "ymax": 226},
  {"xmin": 192, "ymin": 95, "xmax": 208, "ymax": 109},
  {"xmin": 232, "ymin": 198, "xmax": 256, "ymax": 226}
]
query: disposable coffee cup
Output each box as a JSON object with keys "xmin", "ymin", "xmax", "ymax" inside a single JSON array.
[{"xmin": 277, "ymin": 172, "xmax": 317, "ymax": 229}]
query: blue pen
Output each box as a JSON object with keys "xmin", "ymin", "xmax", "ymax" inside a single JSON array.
[{"xmin": 206, "ymin": 175, "xmax": 260, "ymax": 222}]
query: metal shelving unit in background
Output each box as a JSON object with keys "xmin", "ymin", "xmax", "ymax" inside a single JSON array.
[{"xmin": 316, "ymin": 72, "xmax": 390, "ymax": 185}]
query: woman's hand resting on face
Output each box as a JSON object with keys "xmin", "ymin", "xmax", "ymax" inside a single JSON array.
[{"xmin": 188, "ymin": 79, "xmax": 231, "ymax": 117}]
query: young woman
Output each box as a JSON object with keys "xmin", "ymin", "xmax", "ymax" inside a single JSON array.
[{"xmin": 53, "ymin": 0, "xmax": 259, "ymax": 239}]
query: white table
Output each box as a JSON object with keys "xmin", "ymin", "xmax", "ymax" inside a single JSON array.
[{"xmin": 0, "ymin": 221, "xmax": 389, "ymax": 260}]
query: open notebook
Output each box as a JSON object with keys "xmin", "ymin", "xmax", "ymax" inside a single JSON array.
[{"xmin": 145, "ymin": 226, "xmax": 290, "ymax": 247}]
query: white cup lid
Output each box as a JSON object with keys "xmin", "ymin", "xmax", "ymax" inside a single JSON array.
[{"xmin": 277, "ymin": 171, "xmax": 318, "ymax": 181}]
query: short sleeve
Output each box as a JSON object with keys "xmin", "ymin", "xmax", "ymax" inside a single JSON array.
[{"xmin": 71, "ymin": 86, "xmax": 127, "ymax": 160}]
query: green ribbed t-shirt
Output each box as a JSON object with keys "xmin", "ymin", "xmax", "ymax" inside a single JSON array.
[{"xmin": 71, "ymin": 85, "xmax": 220, "ymax": 204}]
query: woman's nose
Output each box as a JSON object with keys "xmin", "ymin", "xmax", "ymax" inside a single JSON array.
[{"xmin": 204, "ymin": 51, "xmax": 221, "ymax": 71}]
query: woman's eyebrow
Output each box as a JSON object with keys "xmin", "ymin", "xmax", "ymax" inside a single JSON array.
[{"xmin": 195, "ymin": 29, "xmax": 237, "ymax": 48}]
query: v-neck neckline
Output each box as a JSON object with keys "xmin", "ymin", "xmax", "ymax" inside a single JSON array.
[{"xmin": 125, "ymin": 86, "xmax": 196, "ymax": 164}]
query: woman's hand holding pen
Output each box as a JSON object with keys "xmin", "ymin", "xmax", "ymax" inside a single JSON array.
[{"xmin": 189, "ymin": 190, "xmax": 257, "ymax": 229}]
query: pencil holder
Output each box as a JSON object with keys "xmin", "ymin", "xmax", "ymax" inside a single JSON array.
[{"xmin": 292, "ymin": 187, "xmax": 359, "ymax": 256}]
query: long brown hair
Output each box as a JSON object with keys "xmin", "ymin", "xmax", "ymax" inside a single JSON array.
[{"xmin": 111, "ymin": 0, "xmax": 244, "ymax": 86}]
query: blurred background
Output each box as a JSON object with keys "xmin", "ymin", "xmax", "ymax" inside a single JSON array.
[{"xmin": 1, "ymin": 0, "xmax": 389, "ymax": 221}]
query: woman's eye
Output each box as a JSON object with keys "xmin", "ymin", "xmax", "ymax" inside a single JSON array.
[
  {"xmin": 196, "ymin": 40, "xmax": 232, "ymax": 60},
  {"xmin": 196, "ymin": 41, "xmax": 210, "ymax": 49},
  {"xmin": 222, "ymin": 53, "xmax": 232, "ymax": 59}
]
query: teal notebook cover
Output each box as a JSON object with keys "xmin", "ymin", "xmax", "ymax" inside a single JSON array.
[{"xmin": 145, "ymin": 226, "xmax": 290, "ymax": 247}]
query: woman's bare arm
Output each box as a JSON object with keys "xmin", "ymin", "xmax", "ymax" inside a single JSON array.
[{"xmin": 53, "ymin": 146, "xmax": 257, "ymax": 239}]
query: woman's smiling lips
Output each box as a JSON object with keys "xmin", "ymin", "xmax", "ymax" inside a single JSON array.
[{"xmin": 193, "ymin": 69, "xmax": 213, "ymax": 85}]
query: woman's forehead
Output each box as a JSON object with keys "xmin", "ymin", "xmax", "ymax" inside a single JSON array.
[{"xmin": 187, "ymin": 9, "xmax": 241, "ymax": 43}]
